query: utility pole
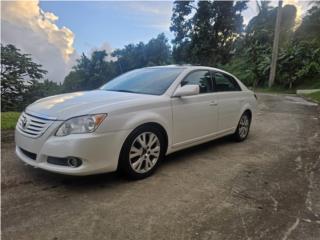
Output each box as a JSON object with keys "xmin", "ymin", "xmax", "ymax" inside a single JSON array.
[{"xmin": 268, "ymin": 0, "xmax": 283, "ymax": 88}]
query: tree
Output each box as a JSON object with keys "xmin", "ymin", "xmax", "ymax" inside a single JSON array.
[
  {"xmin": 170, "ymin": 0, "xmax": 194, "ymax": 63},
  {"xmin": 113, "ymin": 33, "xmax": 171, "ymax": 72},
  {"xmin": 24, "ymin": 80, "xmax": 62, "ymax": 105},
  {"xmin": 145, "ymin": 33, "xmax": 171, "ymax": 66},
  {"xmin": 63, "ymin": 50, "xmax": 117, "ymax": 92},
  {"xmin": 112, "ymin": 43, "xmax": 146, "ymax": 72},
  {"xmin": 246, "ymin": 3, "xmax": 296, "ymax": 48},
  {"xmin": 276, "ymin": 42, "xmax": 320, "ymax": 89},
  {"xmin": 189, "ymin": 0, "xmax": 213, "ymax": 64},
  {"xmin": 63, "ymin": 70, "xmax": 87, "ymax": 92},
  {"xmin": 209, "ymin": 0, "xmax": 247, "ymax": 64},
  {"xmin": 295, "ymin": 3, "xmax": 320, "ymax": 46},
  {"xmin": 1, "ymin": 44, "xmax": 47, "ymax": 111},
  {"xmin": 170, "ymin": 0, "xmax": 248, "ymax": 65},
  {"xmin": 63, "ymin": 33, "xmax": 171, "ymax": 92},
  {"xmin": 228, "ymin": 3, "xmax": 297, "ymax": 87}
]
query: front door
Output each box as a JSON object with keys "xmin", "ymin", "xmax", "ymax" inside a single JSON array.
[{"xmin": 171, "ymin": 70, "xmax": 219, "ymax": 145}]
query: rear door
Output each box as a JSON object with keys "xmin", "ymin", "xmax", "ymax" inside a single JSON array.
[
  {"xmin": 213, "ymin": 72, "xmax": 243, "ymax": 131},
  {"xmin": 171, "ymin": 70, "xmax": 219, "ymax": 145}
]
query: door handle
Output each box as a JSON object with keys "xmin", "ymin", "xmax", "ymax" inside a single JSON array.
[{"xmin": 209, "ymin": 101, "xmax": 218, "ymax": 106}]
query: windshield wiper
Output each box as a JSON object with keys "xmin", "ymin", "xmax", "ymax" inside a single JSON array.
[
  {"xmin": 105, "ymin": 89, "xmax": 137, "ymax": 94},
  {"xmin": 104, "ymin": 89, "xmax": 157, "ymax": 95}
]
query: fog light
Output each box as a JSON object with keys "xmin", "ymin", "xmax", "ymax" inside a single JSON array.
[{"xmin": 67, "ymin": 157, "xmax": 82, "ymax": 168}]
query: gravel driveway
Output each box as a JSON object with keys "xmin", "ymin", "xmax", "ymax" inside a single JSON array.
[{"xmin": 1, "ymin": 93, "xmax": 320, "ymax": 240}]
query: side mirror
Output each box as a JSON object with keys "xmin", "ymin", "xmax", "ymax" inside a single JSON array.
[{"xmin": 173, "ymin": 85, "xmax": 200, "ymax": 97}]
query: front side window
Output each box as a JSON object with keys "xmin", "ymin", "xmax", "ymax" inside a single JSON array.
[
  {"xmin": 214, "ymin": 72, "xmax": 241, "ymax": 92},
  {"xmin": 100, "ymin": 68, "xmax": 184, "ymax": 95},
  {"xmin": 181, "ymin": 70, "xmax": 213, "ymax": 94}
]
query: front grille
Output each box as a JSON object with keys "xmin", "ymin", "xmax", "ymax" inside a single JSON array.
[
  {"xmin": 17, "ymin": 112, "xmax": 54, "ymax": 138},
  {"xmin": 20, "ymin": 148, "xmax": 37, "ymax": 160}
]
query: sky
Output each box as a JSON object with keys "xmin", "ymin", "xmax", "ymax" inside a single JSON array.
[
  {"xmin": 39, "ymin": 1, "xmax": 175, "ymax": 53},
  {"xmin": 1, "ymin": 0, "xmax": 306, "ymax": 83}
]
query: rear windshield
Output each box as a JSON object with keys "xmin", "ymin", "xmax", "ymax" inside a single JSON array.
[{"xmin": 100, "ymin": 68, "xmax": 184, "ymax": 95}]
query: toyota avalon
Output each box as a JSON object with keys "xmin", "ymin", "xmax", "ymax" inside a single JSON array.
[{"xmin": 15, "ymin": 65, "xmax": 257, "ymax": 179}]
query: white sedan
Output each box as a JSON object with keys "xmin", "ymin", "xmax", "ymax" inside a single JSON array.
[{"xmin": 15, "ymin": 65, "xmax": 257, "ymax": 179}]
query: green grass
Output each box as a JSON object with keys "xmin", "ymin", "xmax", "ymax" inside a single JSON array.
[
  {"xmin": 304, "ymin": 91, "xmax": 320, "ymax": 103},
  {"xmin": 254, "ymin": 86, "xmax": 296, "ymax": 94},
  {"xmin": 1, "ymin": 112, "xmax": 20, "ymax": 130}
]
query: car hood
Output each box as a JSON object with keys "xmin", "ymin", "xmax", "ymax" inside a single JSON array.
[{"xmin": 26, "ymin": 90, "xmax": 152, "ymax": 120}]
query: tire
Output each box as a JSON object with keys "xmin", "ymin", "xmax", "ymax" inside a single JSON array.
[
  {"xmin": 233, "ymin": 112, "xmax": 251, "ymax": 142},
  {"xmin": 118, "ymin": 125, "xmax": 166, "ymax": 180}
]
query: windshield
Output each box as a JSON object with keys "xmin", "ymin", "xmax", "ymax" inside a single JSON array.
[{"xmin": 100, "ymin": 68, "xmax": 184, "ymax": 95}]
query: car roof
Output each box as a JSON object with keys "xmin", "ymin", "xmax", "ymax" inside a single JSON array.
[
  {"xmin": 146, "ymin": 65, "xmax": 187, "ymax": 69},
  {"xmin": 146, "ymin": 65, "xmax": 230, "ymax": 74}
]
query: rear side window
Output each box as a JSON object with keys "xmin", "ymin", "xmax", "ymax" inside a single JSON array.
[
  {"xmin": 213, "ymin": 72, "xmax": 241, "ymax": 92},
  {"xmin": 181, "ymin": 70, "xmax": 213, "ymax": 94}
]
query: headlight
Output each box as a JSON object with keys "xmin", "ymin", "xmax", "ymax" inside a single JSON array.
[{"xmin": 56, "ymin": 114, "xmax": 107, "ymax": 136}]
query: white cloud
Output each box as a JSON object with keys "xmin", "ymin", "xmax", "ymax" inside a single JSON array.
[{"xmin": 1, "ymin": 0, "xmax": 77, "ymax": 83}]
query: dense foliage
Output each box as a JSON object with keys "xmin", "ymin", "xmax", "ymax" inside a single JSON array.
[
  {"xmin": 170, "ymin": 0, "xmax": 247, "ymax": 65},
  {"xmin": 1, "ymin": 44, "xmax": 57, "ymax": 111},
  {"xmin": 221, "ymin": 2, "xmax": 320, "ymax": 88},
  {"xmin": 63, "ymin": 51, "xmax": 117, "ymax": 92}
]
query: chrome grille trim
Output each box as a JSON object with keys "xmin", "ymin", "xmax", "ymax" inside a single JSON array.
[
  {"xmin": 24, "ymin": 110, "xmax": 57, "ymax": 120},
  {"xmin": 17, "ymin": 112, "xmax": 54, "ymax": 138}
]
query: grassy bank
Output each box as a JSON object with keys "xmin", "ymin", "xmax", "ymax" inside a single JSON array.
[
  {"xmin": 303, "ymin": 91, "xmax": 320, "ymax": 103},
  {"xmin": 1, "ymin": 112, "xmax": 20, "ymax": 130},
  {"xmin": 253, "ymin": 86, "xmax": 296, "ymax": 94}
]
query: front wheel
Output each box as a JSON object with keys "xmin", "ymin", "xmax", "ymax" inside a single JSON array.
[
  {"xmin": 233, "ymin": 112, "xmax": 251, "ymax": 142},
  {"xmin": 118, "ymin": 125, "xmax": 165, "ymax": 180}
]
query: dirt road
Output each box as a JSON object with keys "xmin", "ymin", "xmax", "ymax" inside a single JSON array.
[{"xmin": 2, "ymin": 94, "xmax": 320, "ymax": 240}]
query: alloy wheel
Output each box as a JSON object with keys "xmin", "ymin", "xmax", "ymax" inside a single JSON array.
[
  {"xmin": 239, "ymin": 114, "xmax": 250, "ymax": 139},
  {"xmin": 129, "ymin": 132, "xmax": 161, "ymax": 173}
]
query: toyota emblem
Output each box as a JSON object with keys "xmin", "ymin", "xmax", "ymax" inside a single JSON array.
[{"xmin": 22, "ymin": 116, "xmax": 28, "ymax": 129}]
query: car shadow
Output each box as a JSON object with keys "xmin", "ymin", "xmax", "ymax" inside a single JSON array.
[
  {"xmin": 31, "ymin": 135, "xmax": 236, "ymax": 190},
  {"xmin": 163, "ymin": 135, "xmax": 233, "ymax": 165}
]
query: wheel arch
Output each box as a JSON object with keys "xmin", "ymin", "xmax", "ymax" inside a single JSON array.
[
  {"xmin": 117, "ymin": 121, "xmax": 169, "ymax": 173},
  {"xmin": 243, "ymin": 109, "xmax": 252, "ymax": 121},
  {"xmin": 239, "ymin": 103, "xmax": 254, "ymax": 123},
  {"xmin": 120, "ymin": 120, "xmax": 170, "ymax": 157},
  {"xmin": 133, "ymin": 122, "xmax": 169, "ymax": 154}
]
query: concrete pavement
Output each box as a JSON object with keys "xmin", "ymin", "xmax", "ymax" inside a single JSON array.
[{"xmin": 1, "ymin": 93, "xmax": 320, "ymax": 240}]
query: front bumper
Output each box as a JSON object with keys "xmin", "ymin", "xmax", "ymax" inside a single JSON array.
[{"xmin": 15, "ymin": 123, "xmax": 131, "ymax": 176}]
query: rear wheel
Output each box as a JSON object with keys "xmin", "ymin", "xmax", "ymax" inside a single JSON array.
[
  {"xmin": 118, "ymin": 125, "xmax": 165, "ymax": 180},
  {"xmin": 234, "ymin": 112, "xmax": 251, "ymax": 141}
]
